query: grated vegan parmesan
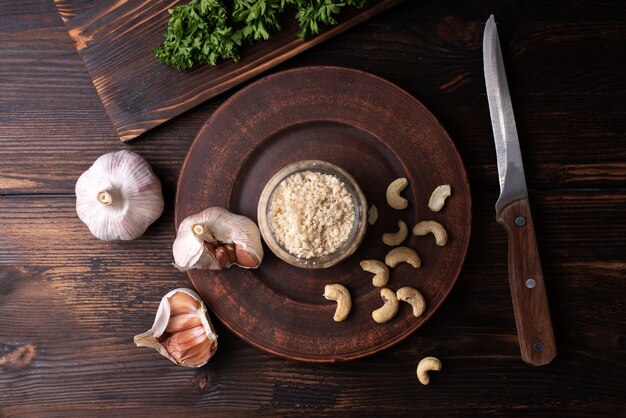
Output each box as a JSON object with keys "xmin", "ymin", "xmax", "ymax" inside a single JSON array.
[{"xmin": 268, "ymin": 171, "xmax": 356, "ymax": 259}]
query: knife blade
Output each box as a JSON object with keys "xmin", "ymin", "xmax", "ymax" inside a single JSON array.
[{"xmin": 483, "ymin": 15, "xmax": 556, "ymax": 366}]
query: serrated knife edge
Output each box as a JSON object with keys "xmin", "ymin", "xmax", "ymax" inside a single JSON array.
[{"xmin": 483, "ymin": 15, "xmax": 528, "ymax": 213}]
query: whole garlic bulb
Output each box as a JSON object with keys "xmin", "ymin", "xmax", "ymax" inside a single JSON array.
[
  {"xmin": 134, "ymin": 288, "xmax": 218, "ymax": 367},
  {"xmin": 173, "ymin": 207, "xmax": 263, "ymax": 270},
  {"xmin": 75, "ymin": 150, "xmax": 164, "ymax": 240}
]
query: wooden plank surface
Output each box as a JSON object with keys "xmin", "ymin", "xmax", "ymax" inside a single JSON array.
[
  {"xmin": 2, "ymin": 3, "xmax": 625, "ymax": 194},
  {"xmin": 1, "ymin": 0, "xmax": 625, "ymax": 416},
  {"xmin": 1, "ymin": 191, "xmax": 624, "ymax": 416},
  {"xmin": 52, "ymin": 0, "xmax": 405, "ymax": 141}
]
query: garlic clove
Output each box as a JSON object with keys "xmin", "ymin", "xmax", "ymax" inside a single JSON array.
[
  {"xmin": 75, "ymin": 150, "xmax": 164, "ymax": 241},
  {"xmin": 165, "ymin": 313, "xmax": 202, "ymax": 333},
  {"xmin": 134, "ymin": 288, "xmax": 217, "ymax": 368},
  {"xmin": 179, "ymin": 338, "xmax": 215, "ymax": 367},
  {"xmin": 166, "ymin": 290, "xmax": 204, "ymax": 334},
  {"xmin": 173, "ymin": 207, "xmax": 263, "ymax": 271},
  {"xmin": 163, "ymin": 326, "xmax": 209, "ymax": 364},
  {"xmin": 168, "ymin": 290, "xmax": 202, "ymax": 315},
  {"xmin": 234, "ymin": 244, "xmax": 260, "ymax": 268}
]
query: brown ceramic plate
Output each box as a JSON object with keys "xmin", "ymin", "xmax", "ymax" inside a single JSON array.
[{"xmin": 176, "ymin": 66, "xmax": 471, "ymax": 362}]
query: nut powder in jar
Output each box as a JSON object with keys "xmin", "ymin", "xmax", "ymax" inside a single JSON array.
[{"xmin": 268, "ymin": 171, "xmax": 356, "ymax": 259}]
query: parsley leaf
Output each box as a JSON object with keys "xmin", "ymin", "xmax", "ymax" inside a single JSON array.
[
  {"xmin": 233, "ymin": 0, "xmax": 289, "ymax": 42},
  {"xmin": 153, "ymin": 0, "xmax": 240, "ymax": 71},
  {"xmin": 153, "ymin": 0, "xmax": 369, "ymax": 70},
  {"xmin": 292, "ymin": 0, "xmax": 368, "ymax": 38}
]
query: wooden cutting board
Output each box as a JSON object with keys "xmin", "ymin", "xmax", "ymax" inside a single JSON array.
[{"xmin": 53, "ymin": 0, "xmax": 405, "ymax": 142}]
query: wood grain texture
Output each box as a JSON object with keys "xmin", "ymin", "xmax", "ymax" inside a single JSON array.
[
  {"xmin": 2, "ymin": 2, "xmax": 625, "ymax": 195},
  {"xmin": 496, "ymin": 198, "xmax": 556, "ymax": 366},
  {"xmin": 52, "ymin": 0, "xmax": 405, "ymax": 141},
  {"xmin": 1, "ymin": 0, "xmax": 626, "ymax": 415},
  {"xmin": 1, "ymin": 191, "xmax": 624, "ymax": 415}
]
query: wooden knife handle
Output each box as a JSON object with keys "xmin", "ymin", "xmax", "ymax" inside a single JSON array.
[{"xmin": 496, "ymin": 198, "xmax": 557, "ymax": 366}]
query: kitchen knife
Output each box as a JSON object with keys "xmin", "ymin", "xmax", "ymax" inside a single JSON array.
[{"xmin": 483, "ymin": 15, "xmax": 556, "ymax": 366}]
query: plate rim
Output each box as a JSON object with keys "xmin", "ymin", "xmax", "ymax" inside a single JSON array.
[{"xmin": 175, "ymin": 65, "xmax": 472, "ymax": 362}]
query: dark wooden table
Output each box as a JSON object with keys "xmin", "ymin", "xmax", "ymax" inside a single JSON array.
[{"xmin": 1, "ymin": 1, "xmax": 624, "ymax": 416}]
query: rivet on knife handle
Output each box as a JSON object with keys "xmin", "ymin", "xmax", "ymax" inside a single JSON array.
[{"xmin": 496, "ymin": 198, "xmax": 556, "ymax": 366}]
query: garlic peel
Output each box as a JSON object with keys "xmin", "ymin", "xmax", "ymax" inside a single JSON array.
[
  {"xmin": 75, "ymin": 150, "xmax": 164, "ymax": 241},
  {"xmin": 134, "ymin": 288, "xmax": 218, "ymax": 368},
  {"xmin": 173, "ymin": 207, "xmax": 263, "ymax": 270}
]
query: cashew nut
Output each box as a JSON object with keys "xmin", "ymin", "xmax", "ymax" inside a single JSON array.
[
  {"xmin": 428, "ymin": 184, "xmax": 451, "ymax": 212},
  {"xmin": 368, "ymin": 204, "xmax": 379, "ymax": 225},
  {"xmin": 385, "ymin": 246, "xmax": 421, "ymax": 269},
  {"xmin": 382, "ymin": 220, "xmax": 408, "ymax": 246},
  {"xmin": 412, "ymin": 221, "xmax": 448, "ymax": 246},
  {"xmin": 417, "ymin": 357, "xmax": 442, "ymax": 385},
  {"xmin": 323, "ymin": 284, "xmax": 351, "ymax": 322},
  {"xmin": 372, "ymin": 288, "xmax": 399, "ymax": 323},
  {"xmin": 360, "ymin": 259, "xmax": 389, "ymax": 287},
  {"xmin": 396, "ymin": 287, "xmax": 426, "ymax": 317},
  {"xmin": 386, "ymin": 177, "xmax": 409, "ymax": 210}
]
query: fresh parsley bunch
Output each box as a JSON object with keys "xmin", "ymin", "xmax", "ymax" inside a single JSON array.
[
  {"xmin": 154, "ymin": 0, "xmax": 369, "ymax": 71},
  {"xmin": 294, "ymin": 0, "xmax": 368, "ymax": 38},
  {"xmin": 153, "ymin": 0, "xmax": 240, "ymax": 71},
  {"xmin": 233, "ymin": 0, "xmax": 290, "ymax": 42}
]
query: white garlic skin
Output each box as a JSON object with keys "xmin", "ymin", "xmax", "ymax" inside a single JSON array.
[
  {"xmin": 134, "ymin": 288, "xmax": 218, "ymax": 368},
  {"xmin": 75, "ymin": 150, "xmax": 164, "ymax": 240},
  {"xmin": 173, "ymin": 207, "xmax": 264, "ymax": 271}
]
